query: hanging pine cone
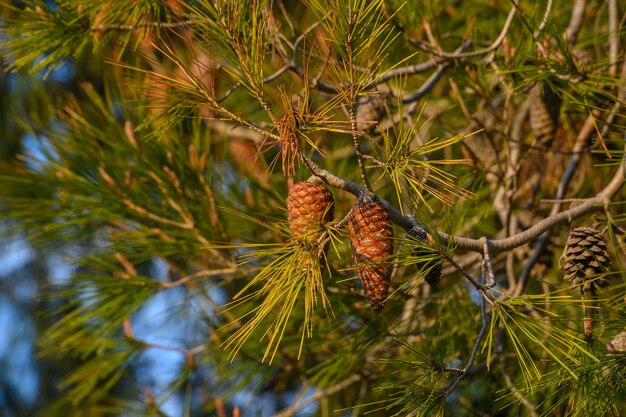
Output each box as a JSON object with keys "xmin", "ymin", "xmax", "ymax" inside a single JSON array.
[
  {"xmin": 287, "ymin": 181, "xmax": 334, "ymax": 242},
  {"xmin": 407, "ymin": 226, "xmax": 442, "ymax": 288},
  {"xmin": 529, "ymin": 82, "xmax": 561, "ymax": 147},
  {"xmin": 559, "ymin": 227, "xmax": 611, "ymax": 294},
  {"xmin": 349, "ymin": 201, "xmax": 394, "ymax": 313}
]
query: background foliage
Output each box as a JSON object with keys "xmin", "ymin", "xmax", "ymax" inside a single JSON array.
[{"xmin": 0, "ymin": 1, "xmax": 625, "ymax": 416}]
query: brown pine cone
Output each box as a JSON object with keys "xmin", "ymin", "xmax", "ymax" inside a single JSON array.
[
  {"xmin": 529, "ymin": 82, "xmax": 561, "ymax": 147},
  {"xmin": 349, "ymin": 201, "xmax": 394, "ymax": 312},
  {"xmin": 559, "ymin": 227, "xmax": 611, "ymax": 294},
  {"xmin": 287, "ymin": 181, "xmax": 334, "ymax": 241},
  {"xmin": 407, "ymin": 226, "xmax": 442, "ymax": 288}
]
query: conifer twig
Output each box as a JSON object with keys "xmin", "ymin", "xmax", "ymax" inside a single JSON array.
[
  {"xmin": 501, "ymin": 363, "xmax": 539, "ymax": 417},
  {"xmin": 348, "ymin": 104, "xmax": 373, "ymax": 193},
  {"xmin": 160, "ymin": 268, "xmax": 238, "ymax": 288},
  {"xmin": 217, "ymin": 64, "xmax": 291, "ymax": 103},
  {"xmin": 481, "ymin": 237, "xmax": 496, "ymax": 287},
  {"xmin": 565, "ymin": 0, "xmax": 586, "ymax": 45},
  {"xmin": 534, "ymin": 0, "xmax": 553, "ymax": 41},
  {"xmin": 420, "ymin": 6, "xmax": 516, "ymax": 59},
  {"xmin": 442, "ymin": 268, "xmax": 490, "ymax": 397},
  {"xmin": 446, "ymin": 256, "xmax": 485, "ymax": 294},
  {"xmin": 607, "ymin": 0, "xmax": 619, "ymax": 77},
  {"xmin": 401, "ymin": 64, "xmax": 450, "ymax": 104},
  {"xmin": 271, "ymin": 374, "xmax": 362, "ymax": 417},
  {"xmin": 91, "ymin": 20, "xmax": 193, "ymax": 32}
]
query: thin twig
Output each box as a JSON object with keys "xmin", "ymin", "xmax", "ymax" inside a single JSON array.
[
  {"xmin": 401, "ymin": 64, "xmax": 450, "ymax": 103},
  {"xmin": 349, "ymin": 105, "xmax": 373, "ymax": 192},
  {"xmin": 375, "ymin": 59, "xmax": 442, "ymax": 83},
  {"xmin": 607, "ymin": 0, "xmax": 619, "ymax": 77},
  {"xmin": 217, "ymin": 64, "xmax": 292, "ymax": 103},
  {"xmin": 565, "ymin": 0, "xmax": 586, "ymax": 45},
  {"xmin": 293, "ymin": 21, "xmax": 323, "ymax": 53},
  {"xmin": 534, "ymin": 0, "xmax": 553, "ymax": 41},
  {"xmin": 424, "ymin": 7, "xmax": 516, "ymax": 59},
  {"xmin": 161, "ymin": 268, "xmax": 238, "ymax": 288},
  {"xmin": 271, "ymin": 374, "xmax": 362, "ymax": 417},
  {"xmin": 122, "ymin": 319, "xmax": 207, "ymax": 357},
  {"xmin": 288, "ymin": 39, "xmax": 468, "ymax": 95},
  {"xmin": 481, "ymin": 237, "xmax": 496, "ymax": 287},
  {"xmin": 91, "ymin": 20, "xmax": 193, "ymax": 32},
  {"xmin": 361, "ymin": 154, "xmax": 385, "ymax": 166},
  {"xmin": 501, "ymin": 362, "xmax": 539, "ymax": 417},
  {"xmin": 446, "ymin": 256, "xmax": 492, "ymax": 304},
  {"xmin": 443, "ymin": 269, "xmax": 490, "ymax": 396}
]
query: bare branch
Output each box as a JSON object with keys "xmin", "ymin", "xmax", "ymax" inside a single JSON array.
[
  {"xmin": 91, "ymin": 20, "xmax": 192, "ymax": 32},
  {"xmin": 481, "ymin": 237, "xmax": 496, "ymax": 287},
  {"xmin": 348, "ymin": 105, "xmax": 373, "ymax": 192},
  {"xmin": 161, "ymin": 268, "xmax": 238, "ymax": 288},
  {"xmin": 534, "ymin": 0, "xmax": 553, "ymax": 40},
  {"xmin": 217, "ymin": 64, "xmax": 292, "ymax": 103},
  {"xmin": 401, "ymin": 64, "xmax": 450, "ymax": 104},
  {"xmin": 608, "ymin": 0, "xmax": 619, "ymax": 77},
  {"xmin": 442, "ymin": 267, "xmax": 490, "ymax": 397},
  {"xmin": 501, "ymin": 362, "xmax": 539, "ymax": 417},
  {"xmin": 424, "ymin": 7, "xmax": 516, "ymax": 59},
  {"xmin": 272, "ymin": 374, "xmax": 362, "ymax": 417},
  {"xmin": 565, "ymin": 0, "xmax": 586, "ymax": 45}
]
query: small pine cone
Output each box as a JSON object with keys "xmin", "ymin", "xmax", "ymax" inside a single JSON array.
[
  {"xmin": 559, "ymin": 227, "xmax": 611, "ymax": 294},
  {"xmin": 287, "ymin": 181, "xmax": 334, "ymax": 241},
  {"xmin": 529, "ymin": 82, "xmax": 561, "ymax": 146},
  {"xmin": 349, "ymin": 201, "xmax": 394, "ymax": 313},
  {"xmin": 356, "ymin": 94, "xmax": 387, "ymax": 133},
  {"xmin": 407, "ymin": 226, "xmax": 442, "ymax": 288}
]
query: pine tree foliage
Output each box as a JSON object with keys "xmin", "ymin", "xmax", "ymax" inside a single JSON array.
[{"xmin": 1, "ymin": 0, "xmax": 625, "ymax": 416}]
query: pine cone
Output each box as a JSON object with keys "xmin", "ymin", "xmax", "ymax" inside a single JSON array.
[
  {"xmin": 407, "ymin": 226, "xmax": 442, "ymax": 288},
  {"xmin": 560, "ymin": 227, "xmax": 611, "ymax": 294},
  {"xmin": 529, "ymin": 82, "xmax": 561, "ymax": 147},
  {"xmin": 287, "ymin": 181, "xmax": 334, "ymax": 241},
  {"xmin": 349, "ymin": 201, "xmax": 394, "ymax": 313}
]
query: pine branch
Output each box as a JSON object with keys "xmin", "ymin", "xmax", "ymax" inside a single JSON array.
[{"xmin": 219, "ymin": 112, "xmax": 625, "ymax": 255}]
